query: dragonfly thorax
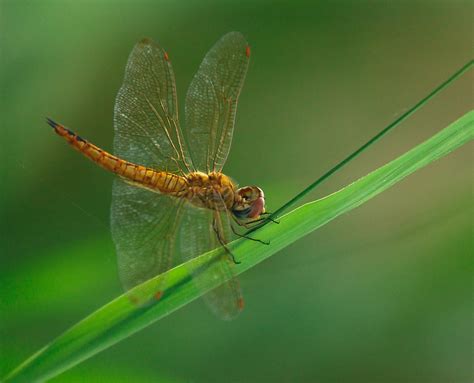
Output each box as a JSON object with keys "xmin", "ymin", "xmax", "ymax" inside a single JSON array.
[
  {"xmin": 185, "ymin": 171, "xmax": 237, "ymax": 212},
  {"xmin": 185, "ymin": 172, "xmax": 265, "ymax": 220}
]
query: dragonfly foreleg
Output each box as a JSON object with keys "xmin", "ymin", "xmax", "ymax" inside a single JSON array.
[
  {"xmin": 234, "ymin": 215, "xmax": 277, "ymax": 230},
  {"xmin": 230, "ymin": 221, "xmax": 269, "ymax": 245},
  {"xmin": 229, "ymin": 213, "xmax": 270, "ymax": 245},
  {"xmin": 259, "ymin": 212, "xmax": 280, "ymax": 224}
]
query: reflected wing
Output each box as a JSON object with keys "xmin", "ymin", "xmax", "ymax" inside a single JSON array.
[
  {"xmin": 185, "ymin": 32, "xmax": 250, "ymax": 173},
  {"xmin": 114, "ymin": 38, "xmax": 191, "ymax": 173},
  {"xmin": 179, "ymin": 203, "xmax": 243, "ymax": 320},
  {"xmin": 111, "ymin": 179, "xmax": 184, "ymax": 293}
]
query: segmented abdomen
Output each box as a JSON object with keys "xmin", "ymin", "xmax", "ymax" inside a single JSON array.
[{"xmin": 47, "ymin": 118, "xmax": 186, "ymax": 195}]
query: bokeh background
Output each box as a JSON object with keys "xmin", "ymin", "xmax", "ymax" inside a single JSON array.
[{"xmin": 1, "ymin": 1, "xmax": 473, "ymax": 382}]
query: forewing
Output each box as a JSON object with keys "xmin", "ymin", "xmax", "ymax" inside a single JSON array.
[
  {"xmin": 179, "ymin": 204, "xmax": 243, "ymax": 320},
  {"xmin": 185, "ymin": 32, "xmax": 250, "ymax": 172},
  {"xmin": 114, "ymin": 38, "xmax": 191, "ymax": 173},
  {"xmin": 111, "ymin": 179, "xmax": 184, "ymax": 298}
]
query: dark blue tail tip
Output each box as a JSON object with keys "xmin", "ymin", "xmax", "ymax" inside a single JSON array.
[{"xmin": 46, "ymin": 117, "xmax": 58, "ymax": 129}]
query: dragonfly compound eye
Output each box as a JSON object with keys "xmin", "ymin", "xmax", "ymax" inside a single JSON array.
[{"xmin": 233, "ymin": 186, "xmax": 266, "ymax": 219}]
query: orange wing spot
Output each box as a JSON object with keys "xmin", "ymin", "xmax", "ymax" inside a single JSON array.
[
  {"xmin": 154, "ymin": 291, "xmax": 164, "ymax": 300},
  {"xmin": 164, "ymin": 51, "xmax": 169, "ymax": 61},
  {"xmin": 245, "ymin": 45, "xmax": 251, "ymax": 58},
  {"xmin": 237, "ymin": 297, "xmax": 245, "ymax": 310}
]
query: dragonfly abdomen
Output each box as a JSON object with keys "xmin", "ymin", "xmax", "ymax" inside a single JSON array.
[
  {"xmin": 122, "ymin": 170, "xmax": 187, "ymax": 196},
  {"xmin": 146, "ymin": 172, "xmax": 187, "ymax": 195},
  {"xmin": 47, "ymin": 118, "xmax": 186, "ymax": 195}
]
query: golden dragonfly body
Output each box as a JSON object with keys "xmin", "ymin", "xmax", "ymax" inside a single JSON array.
[{"xmin": 48, "ymin": 32, "xmax": 265, "ymax": 319}]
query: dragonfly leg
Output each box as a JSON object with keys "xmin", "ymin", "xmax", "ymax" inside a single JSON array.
[
  {"xmin": 229, "ymin": 221, "xmax": 270, "ymax": 245},
  {"xmin": 233, "ymin": 217, "xmax": 260, "ymax": 229},
  {"xmin": 259, "ymin": 212, "xmax": 280, "ymax": 224},
  {"xmin": 213, "ymin": 215, "xmax": 241, "ymax": 265},
  {"xmin": 234, "ymin": 215, "xmax": 276, "ymax": 230}
]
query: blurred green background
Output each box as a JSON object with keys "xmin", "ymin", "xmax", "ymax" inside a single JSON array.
[{"xmin": 1, "ymin": 0, "xmax": 473, "ymax": 382}]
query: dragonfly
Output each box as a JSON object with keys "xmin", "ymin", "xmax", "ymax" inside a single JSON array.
[{"xmin": 47, "ymin": 32, "xmax": 270, "ymax": 319}]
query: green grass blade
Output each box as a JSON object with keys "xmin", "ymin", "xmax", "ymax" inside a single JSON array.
[
  {"xmin": 4, "ymin": 110, "xmax": 473, "ymax": 382},
  {"xmin": 263, "ymin": 60, "xmax": 473, "ymax": 222}
]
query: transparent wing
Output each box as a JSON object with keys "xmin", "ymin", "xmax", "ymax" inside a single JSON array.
[
  {"xmin": 179, "ymin": 204, "xmax": 243, "ymax": 320},
  {"xmin": 185, "ymin": 31, "xmax": 250, "ymax": 173},
  {"xmin": 111, "ymin": 179, "xmax": 185, "ymax": 296},
  {"xmin": 114, "ymin": 38, "xmax": 191, "ymax": 173}
]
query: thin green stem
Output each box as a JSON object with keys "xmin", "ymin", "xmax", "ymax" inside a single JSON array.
[{"xmin": 254, "ymin": 59, "xmax": 473, "ymax": 231}]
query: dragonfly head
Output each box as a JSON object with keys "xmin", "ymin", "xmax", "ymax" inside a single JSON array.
[{"xmin": 232, "ymin": 186, "xmax": 265, "ymax": 220}]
